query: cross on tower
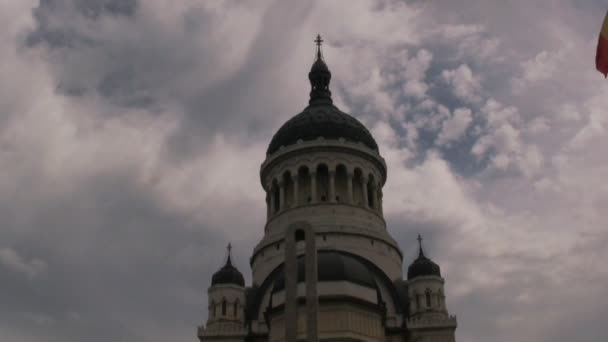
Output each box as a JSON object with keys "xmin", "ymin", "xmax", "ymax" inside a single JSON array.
[
  {"xmin": 417, "ymin": 234, "xmax": 425, "ymax": 256},
  {"xmin": 314, "ymin": 34, "xmax": 324, "ymax": 47},
  {"xmin": 314, "ymin": 34, "xmax": 324, "ymax": 59},
  {"xmin": 227, "ymin": 243, "xmax": 232, "ymax": 256}
]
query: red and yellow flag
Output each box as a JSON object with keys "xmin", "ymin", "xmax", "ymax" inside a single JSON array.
[{"xmin": 597, "ymin": 11, "xmax": 608, "ymax": 77}]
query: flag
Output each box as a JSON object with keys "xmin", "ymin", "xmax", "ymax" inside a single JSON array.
[{"xmin": 597, "ymin": 11, "xmax": 608, "ymax": 77}]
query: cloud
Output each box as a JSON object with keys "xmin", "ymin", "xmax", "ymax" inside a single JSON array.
[
  {"xmin": 0, "ymin": 248, "xmax": 47, "ymax": 279},
  {"xmin": 436, "ymin": 107, "xmax": 473, "ymax": 146},
  {"xmin": 0, "ymin": 1, "xmax": 607, "ymax": 342},
  {"xmin": 441, "ymin": 64, "xmax": 482, "ymax": 103}
]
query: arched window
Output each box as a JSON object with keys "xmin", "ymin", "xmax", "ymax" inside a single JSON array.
[
  {"xmin": 233, "ymin": 301, "xmax": 238, "ymax": 317},
  {"xmin": 221, "ymin": 299, "xmax": 227, "ymax": 316},
  {"xmin": 283, "ymin": 171, "xmax": 293, "ymax": 208},
  {"xmin": 415, "ymin": 293, "xmax": 420, "ymax": 310},
  {"xmin": 211, "ymin": 301, "xmax": 216, "ymax": 318},
  {"xmin": 335, "ymin": 164, "xmax": 348, "ymax": 202},
  {"xmin": 425, "ymin": 289, "xmax": 432, "ymax": 308},
  {"xmin": 367, "ymin": 174, "xmax": 376, "ymax": 208},
  {"xmin": 353, "ymin": 168, "xmax": 364, "ymax": 205},
  {"xmin": 272, "ymin": 180, "xmax": 280, "ymax": 213},
  {"xmin": 316, "ymin": 164, "xmax": 329, "ymax": 202}
]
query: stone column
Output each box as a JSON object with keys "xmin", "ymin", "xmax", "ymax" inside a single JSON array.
[
  {"xmin": 362, "ymin": 176, "xmax": 369, "ymax": 208},
  {"xmin": 279, "ymin": 180, "xmax": 285, "ymax": 211},
  {"xmin": 346, "ymin": 172, "xmax": 353, "ymax": 204},
  {"xmin": 284, "ymin": 222, "xmax": 317, "ymax": 342},
  {"xmin": 328, "ymin": 170, "xmax": 336, "ymax": 203},
  {"xmin": 305, "ymin": 227, "xmax": 318, "ymax": 342},
  {"xmin": 310, "ymin": 171, "xmax": 317, "ymax": 203},
  {"xmin": 285, "ymin": 228, "xmax": 297, "ymax": 342},
  {"xmin": 293, "ymin": 175, "xmax": 299, "ymax": 207}
]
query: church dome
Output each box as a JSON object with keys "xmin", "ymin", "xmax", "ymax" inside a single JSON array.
[
  {"xmin": 272, "ymin": 251, "xmax": 377, "ymax": 293},
  {"xmin": 407, "ymin": 236, "xmax": 441, "ymax": 279},
  {"xmin": 266, "ymin": 105, "xmax": 378, "ymax": 155},
  {"xmin": 211, "ymin": 255, "xmax": 245, "ymax": 287},
  {"xmin": 266, "ymin": 35, "xmax": 378, "ymax": 155}
]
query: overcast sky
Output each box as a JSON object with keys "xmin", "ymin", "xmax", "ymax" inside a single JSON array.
[{"xmin": 1, "ymin": 1, "xmax": 607, "ymax": 341}]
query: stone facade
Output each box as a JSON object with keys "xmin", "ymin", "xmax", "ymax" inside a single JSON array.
[{"xmin": 197, "ymin": 37, "xmax": 457, "ymax": 342}]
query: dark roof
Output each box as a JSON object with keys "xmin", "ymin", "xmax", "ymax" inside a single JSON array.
[
  {"xmin": 267, "ymin": 105, "xmax": 378, "ymax": 155},
  {"xmin": 407, "ymin": 248, "xmax": 441, "ymax": 280},
  {"xmin": 211, "ymin": 256, "xmax": 245, "ymax": 287},
  {"xmin": 266, "ymin": 37, "xmax": 378, "ymax": 155},
  {"xmin": 272, "ymin": 251, "xmax": 377, "ymax": 293}
]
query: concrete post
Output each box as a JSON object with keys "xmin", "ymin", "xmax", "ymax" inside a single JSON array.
[
  {"xmin": 284, "ymin": 222, "xmax": 317, "ymax": 342},
  {"xmin": 285, "ymin": 228, "xmax": 298, "ymax": 342}
]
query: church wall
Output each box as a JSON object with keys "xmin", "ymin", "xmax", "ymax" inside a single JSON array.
[
  {"xmin": 407, "ymin": 276, "xmax": 447, "ymax": 316},
  {"xmin": 262, "ymin": 147, "xmax": 384, "ymax": 217},
  {"xmin": 268, "ymin": 303, "xmax": 385, "ymax": 342},
  {"xmin": 251, "ymin": 227, "xmax": 402, "ymax": 286}
]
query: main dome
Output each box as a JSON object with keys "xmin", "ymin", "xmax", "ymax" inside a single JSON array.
[
  {"xmin": 266, "ymin": 105, "xmax": 378, "ymax": 155},
  {"xmin": 266, "ymin": 37, "xmax": 378, "ymax": 155}
]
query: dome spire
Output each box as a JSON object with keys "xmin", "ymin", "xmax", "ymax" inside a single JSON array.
[
  {"xmin": 308, "ymin": 34, "xmax": 333, "ymax": 105},
  {"xmin": 314, "ymin": 34, "xmax": 324, "ymax": 60},
  {"xmin": 225, "ymin": 243, "xmax": 233, "ymax": 266},
  {"xmin": 407, "ymin": 234, "xmax": 441, "ymax": 279},
  {"xmin": 211, "ymin": 242, "xmax": 245, "ymax": 286},
  {"xmin": 417, "ymin": 234, "xmax": 425, "ymax": 257}
]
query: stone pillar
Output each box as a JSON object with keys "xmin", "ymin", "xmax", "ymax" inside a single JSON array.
[
  {"xmin": 285, "ymin": 222, "xmax": 317, "ymax": 342},
  {"xmin": 304, "ymin": 228, "xmax": 318, "ymax": 342},
  {"xmin": 362, "ymin": 176, "xmax": 369, "ymax": 208},
  {"xmin": 293, "ymin": 175, "xmax": 299, "ymax": 207},
  {"xmin": 328, "ymin": 170, "xmax": 336, "ymax": 203},
  {"xmin": 279, "ymin": 180, "xmax": 285, "ymax": 211},
  {"xmin": 347, "ymin": 172, "xmax": 353, "ymax": 204},
  {"xmin": 285, "ymin": 227, "xmax": 298, "ymax": 342},
  {"xmin": 310, "ymin": 171, "xmax": 317, "ymax": 203}
]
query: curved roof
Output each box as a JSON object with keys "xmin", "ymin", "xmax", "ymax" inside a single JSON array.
[
  {"xmin": 266, "ymin": 105, "xmax": 378, "ymax": 155},
  {"xmin": 407, "ymin": 249, "xmax": 441, "ymax": 280},
  {"xmin": 272, "ymin": 251, "xmax": 377, "ymax": 293},
  {"xmin": 211, "ymin": 256, "xmax": 245, "ymax": 287},
  {"xmin": 266, "ymin": 37, "xmax": 378, "ymax": 155}
]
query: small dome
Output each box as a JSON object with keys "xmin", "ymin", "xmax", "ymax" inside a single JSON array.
[
  {"xmin": 407, "ymin": 245, "xmax": 441, "ymax": 280},
  {"xmin": 310, "ymin": 58, "xmax": 329, "ymax": 73},
  {"xmin": 272, "ymin": 251, "xmax": 376, "ymax": 293},
  {"xmin": 267, "ymin": 105, "xmax": 378, "ymax": 155},
  {"xmin": 211, "ymin": 256, "xmax": 245, "ymax": 287}
]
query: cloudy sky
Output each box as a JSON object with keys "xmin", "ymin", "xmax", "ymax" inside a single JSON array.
[{"xmin": 1, "ymin": 0, "xmax": 607, "ymax": 341}]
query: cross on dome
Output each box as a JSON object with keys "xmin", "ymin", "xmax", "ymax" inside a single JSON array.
[
  {"xmin": 417, "ymin": 234, "xmax": 425, "ymax": 257},
  {"xmin": 314, "ymin": 34, "xmax": 324, "ymax": 59}
]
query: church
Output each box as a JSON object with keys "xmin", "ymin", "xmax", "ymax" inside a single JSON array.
[{"xmin": 197, "ymin": 36, "xmax": 458, "ymax": 342}]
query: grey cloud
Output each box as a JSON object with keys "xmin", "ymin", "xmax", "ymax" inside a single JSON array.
[{"xmin": 1, "ymin": 0, "xmax": 607, "ymax": 342}]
